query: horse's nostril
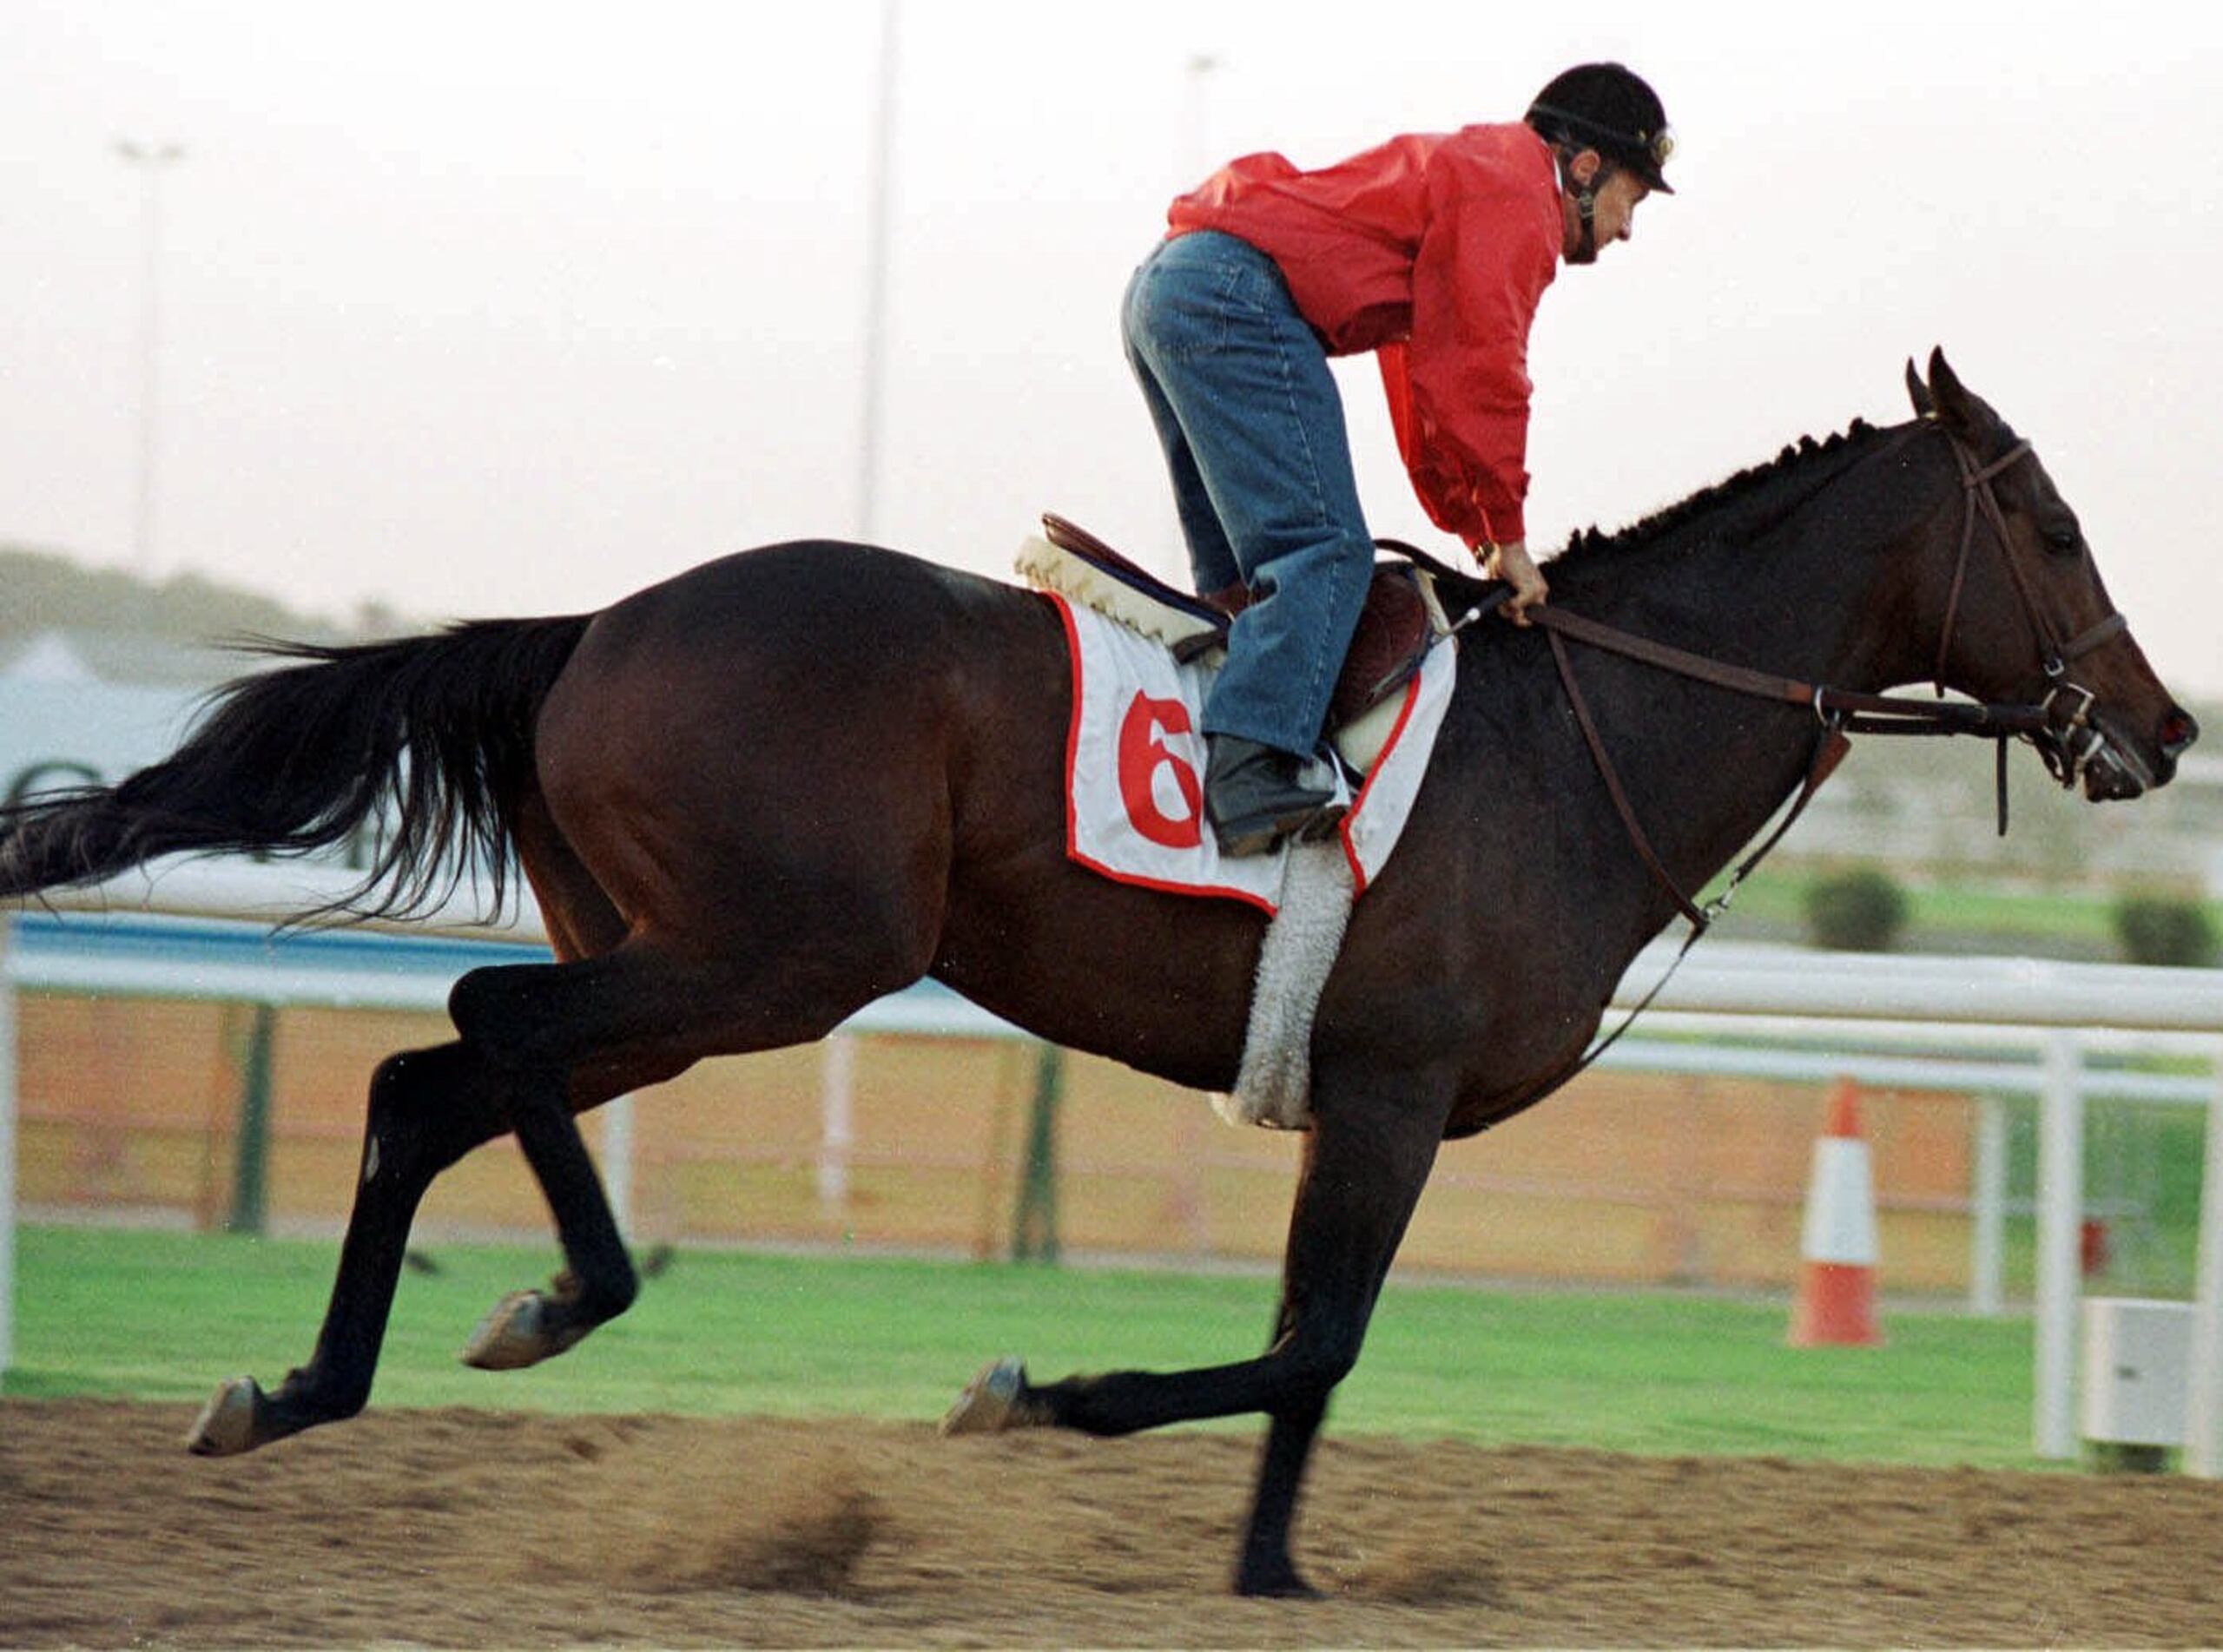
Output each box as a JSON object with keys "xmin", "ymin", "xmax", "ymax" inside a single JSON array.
[{"xmin": 2160, "ymin": 707, "xmax": 2200, "ymax": 755}]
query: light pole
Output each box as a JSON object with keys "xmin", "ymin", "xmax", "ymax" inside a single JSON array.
[
  {"xmin": 1184, "ymin": 51, "xmax": 1223, "ymax": 170},
  {"xmin": 856, "ymin": 0, "xmax": 899, "ymax": 544},
  {"xmin": 1156, "ymin": 52, "xmax": 1224, "ymax": 576},
  {"xmin": 115, "ymin": 139, "xmax": 185, "ymax": 579}
]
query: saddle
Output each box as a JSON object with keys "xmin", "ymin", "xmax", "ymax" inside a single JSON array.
[{"xmin": 1024, "ymin": 513, "xmax": 1448, "ymax": 734}]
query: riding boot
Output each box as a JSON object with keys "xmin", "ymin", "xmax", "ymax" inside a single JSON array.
[{"xmin": 1204, "ymin": 735, "xmax": 1345, "ymax": 858}]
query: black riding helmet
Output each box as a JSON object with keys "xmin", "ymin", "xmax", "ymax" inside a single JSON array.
[{"xmin": 1525, "ymin": 62, "xmax": 1675, "ymax": 194}]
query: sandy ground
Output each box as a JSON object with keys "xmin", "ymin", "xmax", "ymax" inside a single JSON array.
[{"xmin": 3, "ymin": 1398, "xmax": 2220, "ymax": 1648}]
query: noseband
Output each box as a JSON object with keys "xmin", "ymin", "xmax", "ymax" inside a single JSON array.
[{"xmin": 1933, "ymin": 427, "xmax": 2128, "ymax": 788}]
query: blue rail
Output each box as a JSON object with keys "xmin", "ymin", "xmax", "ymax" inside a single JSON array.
[
  {"xmin": 3, "ymin": 908, "xmax": 1024, "ymax": 1036},
  {"xmin": 12, "ymin": 907, "xmax": 550, "ymax": 975}
]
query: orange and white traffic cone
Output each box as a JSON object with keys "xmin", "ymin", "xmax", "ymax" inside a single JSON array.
[{"xmin": 1788, "ymin": 1076, "xmax": 1884, "ymax": 1347}]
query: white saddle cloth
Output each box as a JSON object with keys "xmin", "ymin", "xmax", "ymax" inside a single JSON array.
[{"xmin": 1049, "ymin": 594, "xmax": 1455, "ymax": 915}]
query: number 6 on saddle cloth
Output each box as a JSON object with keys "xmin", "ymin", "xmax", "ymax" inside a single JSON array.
[{"xmin": 1016, "ymin": 512, "xmax": 1459, "ymax": 916}]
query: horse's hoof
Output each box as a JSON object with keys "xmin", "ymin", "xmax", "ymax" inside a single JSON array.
[
  {"xmin": 460, "ymin": 1289, "xmax": 557, "ymax": 1371},
  {"xmin": 185, "ymin": 1376, "xmax": 266, "ymax": 1456},
  {"xmin": 1235, "ymin": 1563, "xmax": 1323, "ymax": 1600},
  {"xmin": 940, "ymin": 1356, "xmax": 1029, "ymax": 1435}
]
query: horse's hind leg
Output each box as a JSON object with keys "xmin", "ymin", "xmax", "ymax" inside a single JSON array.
[
  {"xmin": 945, "ymin": 1058, "xmax": 1450, "ymax": 1596},
  {"xmin": 439, "ymin": 938, "xmax": 894, "ymax": 1371},
  {"xmin": 188, "ymin": 998, "xmax": 703, "ymax": 1455},
  {"xmin": 188, "ymin": 1040, "xmax": 511, "ymax": 1452}
]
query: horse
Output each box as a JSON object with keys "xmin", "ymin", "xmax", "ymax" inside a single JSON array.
[{"xmin": 0, "ymin": 351, "xmax": 2196, "ymax": 1597}]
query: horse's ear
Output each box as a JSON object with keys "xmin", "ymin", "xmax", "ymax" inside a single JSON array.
[
  {"xmin": 1905, "ymin": 358, "xmax": 1935, "ymax": 420},
  {"xmin": 1926, "ymin": 346, "xmax": 1982, "ymax": 437}
]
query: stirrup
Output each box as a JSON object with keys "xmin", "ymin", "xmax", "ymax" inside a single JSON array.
[
  {"xmin": 1204, "ymin": 737, "xmax": 1345, "ymax": 857},
  {"xmin": 1210, "ymin": 796, "xmax": 1343, "ymax": 859}
]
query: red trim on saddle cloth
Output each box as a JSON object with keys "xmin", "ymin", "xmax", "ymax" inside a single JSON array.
[
  {"xmin": 1338, "ymin": 671, "xmax": 1424, "ymax": 897},
  {"xmin": 1056, "ymin": 589, "xmax": 1087, "ymax": 870}
]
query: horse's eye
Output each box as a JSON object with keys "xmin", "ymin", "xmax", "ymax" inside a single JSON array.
[{"xmin": 2044, "ymin": 524, "xmax": 2082, "ymax": 556}]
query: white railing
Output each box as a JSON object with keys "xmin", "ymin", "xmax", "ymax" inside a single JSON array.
[{"xmin": 4, "ymin": 855, "xmax": 2222, "ymax": 1472}]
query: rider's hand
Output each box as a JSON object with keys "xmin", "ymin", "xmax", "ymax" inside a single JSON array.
[{"xmin": 1486, "ymin": 539, "xmax": 1549, "ymax": 625}]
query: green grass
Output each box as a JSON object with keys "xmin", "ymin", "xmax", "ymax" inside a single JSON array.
[
  {"xmin": 1708, "ymin": 866, "xmax": 2215, "ymax": 957},
  {"xmin": 7, "ymin": 1225, "xmax": 2050, "ymax": 1470},
  {"xmin": 1990, "ymin": 1100, "xmax": 2207, "ymax": 1299}
]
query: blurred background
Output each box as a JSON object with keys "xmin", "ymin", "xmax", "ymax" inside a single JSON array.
[
  {"xmin": 3, "ymin": 2, "xmax": 2220, "ymax": 1355},
  {"xmin": 3, "ymin": 0, "xmax": 2220, "ymax": 669}
]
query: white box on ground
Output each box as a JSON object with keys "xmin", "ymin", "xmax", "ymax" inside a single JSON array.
[{"xmin": 2081, "ymin": 1297, "xmax": 2194, "ymax": 1448}]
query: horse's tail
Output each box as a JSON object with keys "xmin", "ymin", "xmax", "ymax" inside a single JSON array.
[{"xmin": 0, "ymin": 615, "xmax": 593, "ymax": 920}]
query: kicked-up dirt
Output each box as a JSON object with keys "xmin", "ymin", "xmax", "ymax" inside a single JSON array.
[{"xmin": 3, "ymin": 1398, "xmax": 2220, "ymax": 1647}]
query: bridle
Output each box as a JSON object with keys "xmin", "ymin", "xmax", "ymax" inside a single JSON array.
[
  {"xmin": 1933, "ymin": 429, "xmax": 2127, "ymax": 790},
  {"xmin": 1379, "ymin": 415, "xmax": 2141, "ymax": 1079},
  {"xmin": 1403, "ymin": 417, "xmax": 2137, "ymax": 917}
]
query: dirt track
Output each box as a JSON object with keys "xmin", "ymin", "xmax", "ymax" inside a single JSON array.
[{"xmin": 3, "ymin": 1398, "xmax": 2220, "ymax": 1648}]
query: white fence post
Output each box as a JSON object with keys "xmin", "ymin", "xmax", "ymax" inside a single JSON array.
[
  {"xmin": 2033, "ymin": 1031, "xmax": 2084, "ymax": 1460},
  {"xmin": 818, "ymin": 1032, "xmax": 857, "ymax": 1212},
  {"xmin": 600, "ymin": 1096, "xmax": 634, "ymax": 1238},
  {"xmin": 1969, "ymin": 1093, "xmax": 2007, "ymax": 1317},
  {"xmin": 2187, "ymin": 1046, "xmax": 2223, "ymax": 1475}
]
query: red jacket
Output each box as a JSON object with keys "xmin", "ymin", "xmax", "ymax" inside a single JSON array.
[{"xmin": 1166, "ymin": 122, "xmax": 1562, "ymax": 547}]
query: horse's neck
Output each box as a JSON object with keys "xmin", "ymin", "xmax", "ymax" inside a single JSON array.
[
  {"xmin": 1540, "ymin": 436, "xmax": 1933, "ymax": 931},
  {"xmin": 1560, "ymin": 438, "xmax": 1925, "ymax": 691}
]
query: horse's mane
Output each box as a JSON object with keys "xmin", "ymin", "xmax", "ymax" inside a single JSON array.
[{"xmin": 1546, "ymin": 418, "xmax": 1885, "ymax": 580}]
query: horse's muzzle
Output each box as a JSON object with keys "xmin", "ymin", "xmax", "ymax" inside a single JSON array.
[{"xmin": 2071, "ymin": 701, "xmax": 2198, "ymax": 800}]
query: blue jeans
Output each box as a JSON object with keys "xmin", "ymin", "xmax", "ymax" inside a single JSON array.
[{"xmin": 1122, "ymin": 230, "xmax": 1375, "ymax": 757}]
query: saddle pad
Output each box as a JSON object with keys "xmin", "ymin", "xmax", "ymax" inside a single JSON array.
[{"xmin": 1048, "ymin": 595, "xmax": 1455, "ymax": 915}]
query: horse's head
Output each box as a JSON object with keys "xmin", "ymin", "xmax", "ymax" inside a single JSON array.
[{"xmin": 1904, "ymin": 348, "xmax": 2197, "ymax": 800}]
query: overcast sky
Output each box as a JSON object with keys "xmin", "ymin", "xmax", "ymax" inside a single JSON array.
[{"xmin": 3, "ymin": 0, "xmax": 2219, "ymax": 698}]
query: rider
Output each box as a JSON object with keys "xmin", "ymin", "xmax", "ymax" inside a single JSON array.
[{"xmin": 1122, "ymin": 63, "xmax": 1673, "ymax": 855}]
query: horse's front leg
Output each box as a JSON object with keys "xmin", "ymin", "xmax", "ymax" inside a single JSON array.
[
  {"xmin": 946, "ymin": 1061, "xmax": 1449, "ymax": 1597},
  {"xmin": 188, "ymin": 1042, "xmax": 505, "ymax": 1454}
]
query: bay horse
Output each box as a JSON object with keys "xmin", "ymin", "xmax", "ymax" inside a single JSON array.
[{"xmin": 0, "ymin": 352, "xmax": 2196, "ymax": 1596}]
